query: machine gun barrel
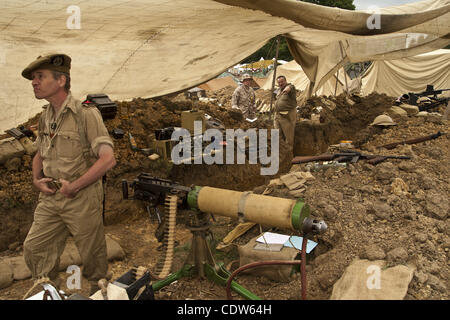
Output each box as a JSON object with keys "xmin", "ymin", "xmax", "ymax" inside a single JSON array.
[
  {"xmin": 122, "ymin": 174, "xmax": 326, "ymax": 234},
  {"xmin": 122, "ymin": 173, "xmax": 191, "ymax": 203}
]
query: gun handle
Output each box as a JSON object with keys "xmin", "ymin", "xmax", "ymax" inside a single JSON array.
[{"xmin": 122, "ymin": 180, "xmax": 129, "ymax": 199}]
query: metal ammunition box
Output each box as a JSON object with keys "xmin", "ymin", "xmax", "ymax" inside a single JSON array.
[
  {"xmin": 181, "ymin": 110, "xmax": 205, "ymax": 135},
  {"xmin": 85, "ymin": 93, "xmax": 118, "ymax": 120},
  {"xmin": 152, "ymin": 139, "xmax": 175, "ymax": 160}
]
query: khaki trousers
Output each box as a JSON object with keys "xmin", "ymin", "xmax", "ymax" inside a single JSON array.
[
  {"xmin": 239, "ymin": 105, "xmax": 257, "ymax": 120},
  {"xmin": 23, "ymin": 180, "xmax": 107, "ymax": 282},
  {"xmin": 274, "ymin": 109, "xmax": 297, "ymax": 152}
]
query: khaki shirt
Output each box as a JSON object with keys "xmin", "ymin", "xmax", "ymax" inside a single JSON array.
[
  {"xmin": 275, "ymin": 84, "xmax": 297, "ymax": 112},
  {"xmin": 231, "ymin": 84, "xmax": 256, "ymax": 111},
  {"xmin": 36, "ymin": 92, "xmax": 113, "ymax": 181}
]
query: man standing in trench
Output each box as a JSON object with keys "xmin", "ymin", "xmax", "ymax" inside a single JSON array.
[
  {"xmin": 231, "ymin": 73, "xmax": 257, "ymax": 121},
  {"xmin": 21, "ymin": 53, "xmax": 116, "ymax": 295},
  {"xmin": 273, "ymin": 75, "xmax": 297, "ymax": 154}
]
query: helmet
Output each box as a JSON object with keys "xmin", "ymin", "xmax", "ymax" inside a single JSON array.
[
  {"xmin": 370, "ymin": 115, "xmax": 396, "ymax": 126},
  {"xmin": 242, "ymin": 73, "xmax": 252, "ymax": 81}
]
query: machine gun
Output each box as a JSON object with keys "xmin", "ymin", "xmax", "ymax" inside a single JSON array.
[
  {"xmin": 122, "ymin": 174, "xmax": 190, "ymax": 240},
  {"xmin": 417, "ymin": 85, "xmax": 450, "ymax": 98},
  {"xmin": 122, "ymin": 173, "xmax": 327, "ymax": 300},
  {"xmin": 405, "ymin": 85, "xmax": 450, "ymax": 110}
]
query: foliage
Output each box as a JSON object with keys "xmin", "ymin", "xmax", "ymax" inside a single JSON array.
[
  {"xmin": 242, "ymin": 37, "xmax": 292, "ymax": 63},
  {"xmin": 302, "ymin": 0, "xmax": 355, "ymax": 10},
  {"xmin": 241, "ymin": 0, "xmax": 356, "ymax": 63}
]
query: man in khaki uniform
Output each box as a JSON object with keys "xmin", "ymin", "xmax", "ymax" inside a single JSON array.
[
  {"xmin": 231, "ymin": 73, "xmax": 257, "ymax": 120},
  {"xmin": 21, "ymin": 53, "xmax": 116, "ymax": 294},
  {"xmin": 273, "ymin": 75, "xmax": 297, "ymax": 153}
]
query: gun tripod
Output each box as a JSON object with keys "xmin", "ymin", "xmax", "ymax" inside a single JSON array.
[{"xmin": 152, "ymin": 205, "xmax": 261, "ymax": 300}]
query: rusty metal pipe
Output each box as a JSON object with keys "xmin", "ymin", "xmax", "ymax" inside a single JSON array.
[
  {"xmin": 226, "ymin": 236, "xmax": 309, "ymax": 300},
  {"xmin": 301, "ymin": 236, "xmax": 307, "ymax": 300}
]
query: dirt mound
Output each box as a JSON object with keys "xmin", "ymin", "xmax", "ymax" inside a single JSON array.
[
  {"xmin": 293, "ymin": 93, "xmax": 395, "ymax": 155},
  {"xmin": 0, "ymin": 89, "xmax": 448, "ymax": 300}
]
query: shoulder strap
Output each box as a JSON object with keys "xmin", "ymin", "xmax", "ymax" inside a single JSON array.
[
  {"xmin": 72, "ymin": 101, "xmax": 92, "ymax": 162},
  {"xmin": 38, "ymin": 106, "xmax": 50, "ymax": 137}
]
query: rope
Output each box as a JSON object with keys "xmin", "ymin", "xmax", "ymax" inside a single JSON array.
[{"xmin": 22, "ymin": 276, "xmax": 59, "ymax": 300}]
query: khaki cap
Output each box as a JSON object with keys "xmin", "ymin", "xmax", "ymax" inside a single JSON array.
[
  {"xmin": 22, "ymin": 53, "xmax": 71, "ymax": 80},
  {"xmin": 242, "ymin": 73, "xmax": 252, "ymax": 81},
  {"xmin": 370, "ymin": 114, "xmax": 396, "ymax": 126}
]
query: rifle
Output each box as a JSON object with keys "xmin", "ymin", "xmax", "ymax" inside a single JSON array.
[
  {"xmin": 291, "ymin": 153, "xmax": 359, "ymax": 164},
  {"xmin": 377, "ymin": 131, "xmax": 444, "ymax": 150},
  {"xmin": 292, "ymin": 150, "xmax": 410, "ymax": 165}
]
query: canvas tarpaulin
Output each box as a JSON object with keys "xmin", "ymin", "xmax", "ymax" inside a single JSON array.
[
  {"xmin": 198, "ymin": 76, "xmax": 238, "ymax": 91},
  {"xmin": 361, "ymin": 49, "xmax": 450, "ymax": 97},
  {"xmin": 0, "ymin": 0, "xmax": 449, "ymax": 131},
  {"xmin": 261, "ymin": 60, "xmax": 356, "ymax": 97}
]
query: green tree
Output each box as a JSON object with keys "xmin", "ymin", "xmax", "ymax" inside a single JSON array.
[
  {"xmin": 242, "ymin": 0, "xmax": 355, "ymax": 63},
  {"xmin": 302, "ymin": 0, "xmax": 355, "ymax": 10}
]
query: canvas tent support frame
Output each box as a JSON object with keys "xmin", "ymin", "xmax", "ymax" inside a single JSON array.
[
  {"xmin": 1, "ymin": 0, "xmax": 449, "ymax": 131},
  {"xmin": 269, "ymin": 36, "xmax": 281, "ymax": 114}
]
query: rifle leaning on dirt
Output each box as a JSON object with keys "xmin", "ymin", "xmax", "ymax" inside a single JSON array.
[
  {"xmin": 291, "ymin": 151, "xmax": 411, "ymax": 166},
  {"xmin": 377, "ymin": 131, "xmax": 445, "ymax": 150}
]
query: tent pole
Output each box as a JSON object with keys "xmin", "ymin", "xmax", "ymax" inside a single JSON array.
[
  {"xmin": 269, "ymin": 36, "xmax": 281, "ymax": 114},
  {"xmin": 334, "ymin": 69, "xmax": 339, "ymax": 96},
  {"xmin": 339, "ymin": 41, "xmax": 349, "ymax": 95}
]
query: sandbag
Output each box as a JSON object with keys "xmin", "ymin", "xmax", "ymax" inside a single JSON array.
[
  {"xmin": 387, "ymin": 106, "xmax": 408, "ymax": 120},
  {"xmin": 0, "ymin": 261, "xmax": 14, "ymax": 289},
  {"xmin": 1, "ymin": 235, "xmax": 125, "ymax": 287},
  {"xmin": 0, "ymin": 137, "xmax": 25, "ymax": 165},
  {"xmin": 238, "ymin": 235, "xmax": 299, "ymax": 283},
  {"xmin": 330, "ymin": 259, "xmax": 415, "ymax": 300},
  {"xmin": 399, "ymin": 103, "xmax": 419, "ymax": 116}
]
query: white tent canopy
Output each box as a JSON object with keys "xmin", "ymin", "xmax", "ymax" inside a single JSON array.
[
  {"xmin": 0, "ymin": 0, "xmax": 449, "ymax": 131},
  {"xmin": 361, "ymin": 49, "xmax": 450, "ymax": 97},
  {"xmin": 261, "ymin": 60, "xmax": 356, "ymax": 96}
]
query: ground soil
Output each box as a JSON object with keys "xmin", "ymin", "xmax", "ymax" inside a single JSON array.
[{"xmin": 0, "ymin": 90, "xmax": 448, "ymax": 300}]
